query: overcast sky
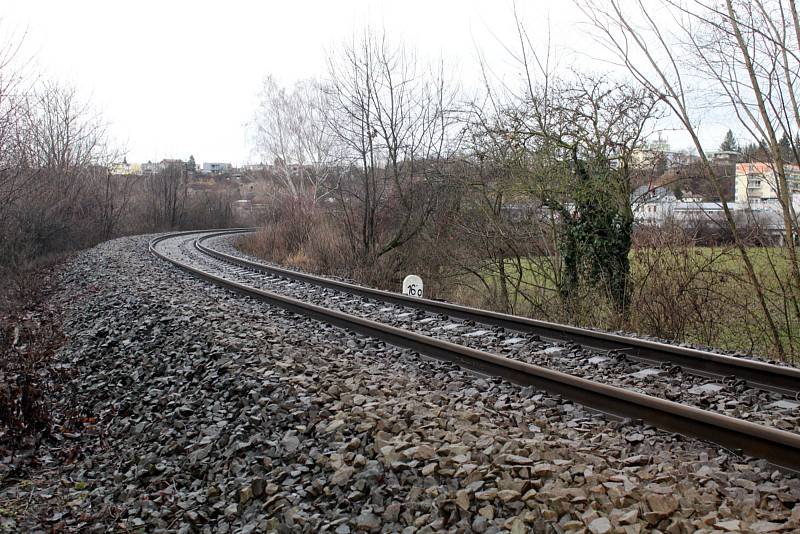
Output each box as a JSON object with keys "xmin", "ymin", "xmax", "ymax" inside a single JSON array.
[{"xmin": 3, "ymin": 0, "xmax": 733, "ymax": 165}]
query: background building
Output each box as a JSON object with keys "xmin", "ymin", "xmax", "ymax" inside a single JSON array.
[
  {"xmin": 202, "ymin": 162, "xmax": 233, "ymax": 174},
  {"xmin": 735, "ymin": 162, "xmax": 800, "ymax": 203}
]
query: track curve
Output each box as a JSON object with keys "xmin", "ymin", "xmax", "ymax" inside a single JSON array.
[{"xmin": 151, "ymin": 229, "xmax": 800, "ymax": 471}]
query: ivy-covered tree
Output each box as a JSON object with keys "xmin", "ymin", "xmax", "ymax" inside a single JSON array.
[{"xmin": 493, "ymin": 76, "xmax": 658, "ymax": 318}]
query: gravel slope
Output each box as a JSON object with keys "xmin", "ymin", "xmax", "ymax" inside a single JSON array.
[{"xmin": 1, "ymin": 234, "xmax": 799, "ymax": 533}]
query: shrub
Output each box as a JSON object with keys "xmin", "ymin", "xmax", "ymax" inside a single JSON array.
[{"xmin": 0, "ymin": 274, "xmax": 65, "ymax": 457}]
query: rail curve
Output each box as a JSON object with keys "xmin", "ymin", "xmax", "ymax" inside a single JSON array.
[{"xmin": 150, "ymin": 229, "xmax": 800, "ymax": 471}]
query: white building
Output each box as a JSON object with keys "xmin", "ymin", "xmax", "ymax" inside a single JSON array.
[
  {"xmin": 631, "ymin": 185, "xmax": 677, "ymax": 225},
  {"xmin": 632, "ymin": 185, "xmax": 736, "ymax": 227},
  {"xmin": 141, "ymin": 161, "xmax": 163, "ymax": 175},
  {"xmin": 709, "ymin": 150, "xmax": 740, "ymax": 164},
  {"xmin": 202, "ymin": 162, "xmax": 233, "ymax": 174},
  {"xmin": 633, "ymin": 181, "xmax": 800, "ymax": 244}
]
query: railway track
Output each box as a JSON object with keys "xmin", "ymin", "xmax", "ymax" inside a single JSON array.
[
  {"xmin": 197, "ymin": 229, "xmax": 800, "ymax": 397},
  {"xmin": 150, "ymin": 229, "xmax": 800, "ymax": 471}
]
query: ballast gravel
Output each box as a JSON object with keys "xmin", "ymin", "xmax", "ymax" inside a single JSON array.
[
  {"xmin": 1, "ymin": 233, "xmax": 800, "ymax": 533},
  {"xmin": 179, "ymin": 232, "xmax": 800, "ymax": 433}
]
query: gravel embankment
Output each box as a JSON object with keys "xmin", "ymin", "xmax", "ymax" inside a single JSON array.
[{"xmin": 2, "ymin": 234, "xmax": 800, "ymax": 533}]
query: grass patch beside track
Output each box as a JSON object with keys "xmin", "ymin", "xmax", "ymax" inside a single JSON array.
[{"xmin": 450, "ymin": 246, "xmax": 800, "ymax": 363}]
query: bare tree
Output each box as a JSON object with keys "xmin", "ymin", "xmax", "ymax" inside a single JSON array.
[
  {"xmin": 461, "ymin": 75, "xmax": 657, "ymax": 318},
  {"xmin": 146, "ymin": 162, "xmax": 187, "ymax": 230},
  {"xmin": 325, "ymin": 28, "xmax": 459, "ymax": 266},
  {"xmin": 252, "ymin": 76, "xmax": 335, "ymax": 203},
  {"xmin": 0, "ymin": 26, "xmax": 30, "ymax": 233},
  {"xmin": 91, "ymin": 166, "xmax": 137, "ymax": 239},
  {"xmin": 0, "ymin": 82, "xmax": 114, "ymax": 263},
  {"xmin": 462, "ymin": 8, "xmax": 658, "ymax": 318}
]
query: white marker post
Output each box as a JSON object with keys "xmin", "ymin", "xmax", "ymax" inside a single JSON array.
[{"xmin": 402, "ymin": 274, "xmax": 423, "ymax": 298}]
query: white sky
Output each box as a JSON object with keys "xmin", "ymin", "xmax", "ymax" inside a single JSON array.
[{"xmin": 3, "ymin": 0, "xmax": 735, "ymax": 165}]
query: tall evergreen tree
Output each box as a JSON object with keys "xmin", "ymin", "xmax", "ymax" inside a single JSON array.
[
  {"xmin": 719, "ymin": 129, "xmax": 739, "ymax": 152},
  {"xmin": 779, "ymin": 133, "xmax": 793, "ymax": 162}
]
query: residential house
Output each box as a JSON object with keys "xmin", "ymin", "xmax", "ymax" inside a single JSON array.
[
  {"xmin": 735, "ymin": 162, "xmax": 800, "ymax": 203},
  {"xmin": 109, "ymin": 159, "xmax": 142, "ymax": 175},
  {"xmin": 202, "ymin": 162, "xmax": 233, "ymax": 174},
  {"xmin": 142, "ymin": 159, "xmax": 185, "ymax": 175},
  {"xmin": 631, "ymin": 185, "xmax": 677, "ymax": 225}
]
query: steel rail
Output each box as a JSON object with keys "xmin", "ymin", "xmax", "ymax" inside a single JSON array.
[
  {"xmin": 194, "ymin": 229, "xmax": 800, "ymax": 397},
  {"xmin": 151, "ymin": 231, "xmax": 800, "ymax": 471}
]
